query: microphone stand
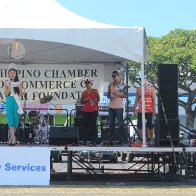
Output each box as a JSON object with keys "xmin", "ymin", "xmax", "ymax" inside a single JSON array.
[{"xmin": 22, "ymin": 91, "xmax": 28, "ymax": 144}]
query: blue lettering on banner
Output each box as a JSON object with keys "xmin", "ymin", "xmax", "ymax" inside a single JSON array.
[{"xmin": 5, "ymin": 163, "xmax": 46, "ymax": 172}]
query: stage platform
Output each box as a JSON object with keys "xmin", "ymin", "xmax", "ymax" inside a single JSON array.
[
  {"xmin": 1, "ymin": 143, "xmax": 196, "ymax": 184},
  {"xmin": 66, "ymin": 146, "xmax": 196, "ymax": 152},
  {"xmin": 63, "ymin": 145, "xmax": 196, "ymax": 182}
]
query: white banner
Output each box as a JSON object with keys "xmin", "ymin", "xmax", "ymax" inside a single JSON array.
[
  {"xmin": 0, "ymin": 147, "xmax": 50, "ymax": 186},
  {"xmin": 0, "ymin": 64, "xmax": 105, "ymax": 105}
]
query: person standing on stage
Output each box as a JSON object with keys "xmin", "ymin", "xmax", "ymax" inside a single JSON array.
[
  {"xmin": 107, "ymin": 71, "xmax": 127, "ymax": 145},
  {"xmin": 4, "ymin": 68, "xmax": 23, "ymax": 145},
  {"xmin": 80, "ymin": 79, "xmax": 100, "ymax": 145},
  {"xmin": 133, "ymin": 78, "xmax": 156, "ymax": 146}
]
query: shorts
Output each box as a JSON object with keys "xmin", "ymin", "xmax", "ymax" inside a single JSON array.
[{"xmin": 137, "ymin": 112, "xmax": 154, "ymax": 129}]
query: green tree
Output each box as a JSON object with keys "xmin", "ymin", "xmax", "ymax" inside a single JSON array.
[{"xmin": 129, "ymin": 29, "xmax": 196, "ymax": 128}]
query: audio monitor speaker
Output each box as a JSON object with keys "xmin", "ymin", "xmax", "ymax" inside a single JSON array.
[
  {"xmin": 101, "ymin": 127, "xmax": 119, "ymax": 141},
  {"xmin": 49, "ymin": 126, "xmax": 79, "ymax": 145},
  {"xmin": 155, "ymin": 119, "xmax": 179, "ymax": 146},
  {"xmin": 158, "ymin": 91, "xmax": 178, "ymax": 119},
  {"xmin": 158, "ymin": 64, "xmax": 178, "ymax": 91},
  {"xmin": 101, "ymin": 124, "xmax": 127, "ymax": 142}
]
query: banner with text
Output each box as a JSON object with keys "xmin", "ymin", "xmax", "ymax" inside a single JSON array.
[{"xmin": 0, "ymin": 64, "xmax": 105, "ymax": 105}]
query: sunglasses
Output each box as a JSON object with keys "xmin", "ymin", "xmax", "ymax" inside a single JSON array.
[{"xmin": 112, "ymin": 75, "xmax": 117, "ymax": 78}]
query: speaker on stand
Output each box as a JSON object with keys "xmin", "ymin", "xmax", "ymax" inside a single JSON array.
[
  {"xmin": 74, "ymin": 99, "xmax": 83, "ymax": 141},
  {"xmin": 158, "ymin": 91, "xmax": 178, "ymax": 120},
  {"xmin": 155, "ymin": 64, "xmax": 179, "ymax": 146},
  {"xmin": 74, "ymin": 117, "xmax": 83, "ymax": 141},
  {"xmin": 158, "ymin": 64, "xmax": 178, "ymax": 91}
]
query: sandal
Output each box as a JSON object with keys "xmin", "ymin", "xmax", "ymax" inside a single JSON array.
[{"xmin": 8, "ymin": 137, "xmax": 16, "ymax": 146}]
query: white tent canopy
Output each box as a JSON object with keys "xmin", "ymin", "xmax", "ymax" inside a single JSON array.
[{"xmin": 0, "ymin": 0, "xmax": 148, "ymax": 64}]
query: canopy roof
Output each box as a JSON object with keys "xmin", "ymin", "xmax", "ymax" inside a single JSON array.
[{"xmin": 0, "ymin": 0, "xmax": 148, "ymax": 65}]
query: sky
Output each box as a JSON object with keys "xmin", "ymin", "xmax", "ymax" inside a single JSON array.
[{"xmin": 57, "ymin": 0, "xmax": 196, "ymax": 37}]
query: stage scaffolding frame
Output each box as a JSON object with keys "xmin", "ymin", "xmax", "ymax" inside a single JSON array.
[{"xmin": 60, "ymin": 146, "xmax": 196, "ymax": 182}]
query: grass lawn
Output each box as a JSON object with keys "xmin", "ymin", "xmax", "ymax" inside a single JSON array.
[
  {"xmin": 0, "ymin": 113, "xmax": 7, "ymax": 124},
  {"xmin": 0, "ymin": 114, "xmax": 72, "ymax": 126}
]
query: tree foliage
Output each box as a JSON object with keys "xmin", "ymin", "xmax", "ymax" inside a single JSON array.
[{"xmin": 128, "ymin": 29, "xmax": 196, "ymax": 128}]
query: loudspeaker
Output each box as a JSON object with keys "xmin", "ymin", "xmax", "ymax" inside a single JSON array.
[
  {"xmin": 158, "ymin": 91, "xmax": 178, "ymax": 119},
  {"xmin": 0, "ymin": 124, "xmax": 8, "ymax": 142},
  {"xmin": 101, "ymin": 127, "xmax": 119, "ymax": 141},
  {"xmin": 155, "ymin": 119, "xmax": 179, "ymax": 146},
  {"xmin": 158, "ymin": 64, "xmax": 178, "ymax": 91},
  {"xmin": 49, "ymin": 126, "xmax": 79, "ymax": 145},
  {"xmin": 101, "ymin": 125, "xmax": 127, "ymax": 142},
  {"xmin": 74, "ymin": 118, "xmax": 83, "ymax": 141}
]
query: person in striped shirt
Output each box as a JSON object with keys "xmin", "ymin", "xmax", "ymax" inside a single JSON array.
[{"xmin": 133, "ymin": 79, "xmax": 156, "ymax": 146}]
